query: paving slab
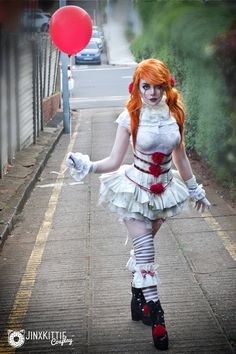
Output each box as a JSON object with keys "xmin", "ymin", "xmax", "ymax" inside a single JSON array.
[
  {"xmin": 0, "ymin": 113, "xmax": 64, "ymax": 248},
  {"xmin": 0, "ymin": 108, "xmax": 235, "ymax": 354}
]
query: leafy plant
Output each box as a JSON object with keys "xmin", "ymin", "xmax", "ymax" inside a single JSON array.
[{"xmin": 131, "ymin": 0, "xmax": 236, "ymax": 188}]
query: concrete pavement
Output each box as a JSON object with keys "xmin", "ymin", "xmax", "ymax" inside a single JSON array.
[
  {"xmin": 0, "ymin": 113, "xmax": 64, "ymax": 248},
  {"xmin": 0, "ymin": 108, "xmax": 236, "ymax": 353}
]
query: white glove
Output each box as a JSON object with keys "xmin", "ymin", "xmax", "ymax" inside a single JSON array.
[
  {"xmin": 185, "ymin": 175, "xmax": 211, "ymax": 212},
  {"xmin": 66, "ymin": 152, "xmax": 84, "ymax": 169},
  {"xmin": 66, "ymin": 152, "xmax": 94, "ymax": 181},
  {"xmin": 194, "ymin": 197, "xmax": 211, "ymax": 212}
]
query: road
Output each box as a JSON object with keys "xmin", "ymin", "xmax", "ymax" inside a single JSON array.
[{"xmin": 70, "ymin": 63, "xmax": 135, "ymax": 109}]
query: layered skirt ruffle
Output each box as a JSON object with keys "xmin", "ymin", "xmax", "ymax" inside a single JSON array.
[{"xmin": 99, "ymin": 164, "xmax": 189, "ymax": 221}]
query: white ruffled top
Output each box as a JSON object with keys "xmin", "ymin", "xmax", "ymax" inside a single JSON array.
[
  {"xmin": 116, "ymin": 98, "xmax": 180, "ymax": 155},
  {"xmin": 99, "ymin": 98, "xmax": 189, "ymax": 222}
]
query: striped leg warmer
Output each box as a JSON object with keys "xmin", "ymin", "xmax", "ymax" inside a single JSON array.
[{"xmin": 133, "ymin": 233, "xmax": 159, "ymax": 303}]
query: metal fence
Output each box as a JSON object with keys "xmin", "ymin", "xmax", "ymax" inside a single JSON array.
[{"xmin": 0, "ymin": 28, "xmax": 60, "ymax": 178}]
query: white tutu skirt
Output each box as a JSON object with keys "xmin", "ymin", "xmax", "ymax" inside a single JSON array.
[{"xmin": 99, "ymin": 164, "xmax": 189, "ymax": 222}]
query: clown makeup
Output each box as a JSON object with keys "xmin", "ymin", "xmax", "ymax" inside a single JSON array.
[{"xmin": 139, "ymin": 79, "xmax": 164, "ymax": 106}]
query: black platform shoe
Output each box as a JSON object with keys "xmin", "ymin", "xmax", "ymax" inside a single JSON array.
[
  {"xmin": 131, "ymin": 287, "xmax": 152, "ymax": 326},
  {"xmin": 147, "ymin": 300, "xmax": 169, "ymax": 350}
]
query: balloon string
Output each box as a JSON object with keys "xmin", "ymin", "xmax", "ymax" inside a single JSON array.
[{"xmin": 50, "ymin": 167, "xmax": 68, "ymax": 176}]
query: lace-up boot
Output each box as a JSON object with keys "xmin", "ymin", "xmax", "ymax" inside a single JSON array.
[
  {"xmin": 131, "ymin": 287, "xmax": 151, "ymax": 326},
  {"xmin": 147, "ymin": 300, "xmax": 168, "ymax": 350}
]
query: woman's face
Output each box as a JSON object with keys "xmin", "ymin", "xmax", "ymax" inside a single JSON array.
[{"xmin": 139, "ymin": 79, "xmax": 164, "ymax": 106}]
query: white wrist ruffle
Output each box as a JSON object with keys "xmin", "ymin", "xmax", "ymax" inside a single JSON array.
[
  {"xmin": 89, "ymin": 163, "xmax": 97, "ymax": 173},
  {"xmin": 188, "ymin": 184, "xmax": 206, "ymax": 200},
  {"xmin": 184, "ymin": 175, "xmax": 198, "ymax": 189},
  {"xmin": 185, "ymin": 175, "xmax": 206, "ymax": 201}
]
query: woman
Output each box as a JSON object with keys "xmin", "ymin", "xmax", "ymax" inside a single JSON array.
[{"xmin": 67, "ymin": 58, "xmax": 211, "ymax": 350}]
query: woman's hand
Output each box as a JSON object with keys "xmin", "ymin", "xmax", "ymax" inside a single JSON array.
[
  {"xmin": 66, "ymin": 152, "xmax": 93, "ymax": 181},
  {"xmin": 185, "ymin": 175, "xmax": 211, "ymax": 212},
  {"xmin": 194, "ymin": 197, "xmax": 211, "ymax": 212},
  {"xmin": 66, "ymin": 153, "xmax": 85, "ymax": 169}
]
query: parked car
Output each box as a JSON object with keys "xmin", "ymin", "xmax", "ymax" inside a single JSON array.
[
  {"xmin": 21, "ymin": 10, "xmax": 50, "ymax": 32},
  {"xmin": 91, "ymin": 30, "xmax": 103, "ymax": 51},
  {"xmin": 75, "ymin": 41, "xmax": 101, "ymax": 65}
]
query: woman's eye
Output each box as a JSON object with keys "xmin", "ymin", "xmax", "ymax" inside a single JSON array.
[{"xmin": 143, "ymin": 84, "xmax": 150, "ymax": 90}]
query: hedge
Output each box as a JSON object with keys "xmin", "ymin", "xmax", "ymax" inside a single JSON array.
[{"xmin": 131, "ymin": 0, "xmax": 236, "ymax": 195}]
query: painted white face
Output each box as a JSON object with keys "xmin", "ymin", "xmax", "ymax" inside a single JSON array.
[{"xmin": 139, "ymin": 79, "xmax": 164, "ymax": 106}]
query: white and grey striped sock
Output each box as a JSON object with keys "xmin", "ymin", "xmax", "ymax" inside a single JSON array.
[{"xmin": 133, "ymin": 233, "xmax": 159, "ymax": 302}]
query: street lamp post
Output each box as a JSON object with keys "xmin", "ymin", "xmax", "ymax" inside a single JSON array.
[{"xmin": 59, "ymin": 0, "xmax": 70, "ymax": 134}]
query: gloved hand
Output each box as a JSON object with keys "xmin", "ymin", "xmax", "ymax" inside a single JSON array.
[
  {"xmin": 185, "ymin": 175, "xmax": 211, "ymax": 212},
  {"xmin": 194, "ymin": 197, "xmax": 211, "ymax": 212},
  {"xmin": 66, "ymin": 152, "xmax": 85, "ymax": 169},
  {"xmin": 66, "ymin": 152, "xmax": 93, "ymax": 181}
]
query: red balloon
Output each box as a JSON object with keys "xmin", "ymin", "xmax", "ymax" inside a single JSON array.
[{"xmin": 49, "ymin": 6, "xmax": 92, "ymax": 55}]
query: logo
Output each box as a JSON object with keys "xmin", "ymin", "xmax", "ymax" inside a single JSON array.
[
  {"xmin": 8, "ymin": 330, "xmax": 25, "ymax": 348},
  {"xmin": 7, "ymin": 329, "xmax": 73, "ymax": 348}
]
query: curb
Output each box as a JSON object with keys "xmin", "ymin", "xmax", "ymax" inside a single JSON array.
[{"xmin": 0, "ymin": 116, "xmax": 64, "ymax": 250}]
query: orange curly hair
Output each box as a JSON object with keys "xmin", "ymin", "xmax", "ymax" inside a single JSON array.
[{"xmin": 126, "ymin": 58, "xmax": 186, "ymax": 148}]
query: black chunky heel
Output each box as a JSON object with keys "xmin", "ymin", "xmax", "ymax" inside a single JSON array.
[
  {"xmin": 131, "ymin": 299, "xmax": 142, "ymax": 321},
  {"xmin": 147, "ymin": 300, "xmax": 169, "ymax": 351},
  {"xmin": 131, "ymin": 287, "xmax": 152, "ymax": 326}
]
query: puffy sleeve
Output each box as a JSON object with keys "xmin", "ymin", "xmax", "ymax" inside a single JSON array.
[{"xmin": 115, "ymin": 109, "xmax": 130, "ymax": 130}]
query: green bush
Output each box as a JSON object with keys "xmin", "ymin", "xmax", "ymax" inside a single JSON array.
[{"xmin": 131, "ymin": 0, "xmax": 236, "ymax": 188}]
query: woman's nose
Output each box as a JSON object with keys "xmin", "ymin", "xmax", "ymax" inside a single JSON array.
[{"xmin": 150, "ymin": 86, "xmax": 155, "ymax": 94}]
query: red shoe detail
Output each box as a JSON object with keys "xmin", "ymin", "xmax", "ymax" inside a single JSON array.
[
  {"xmin": 143, "ymin": 303, "xmax": 149, "ymax": 316},
  {"xmin": 153, "ymin": 324, "xmax": 167, "ymax": 338}
]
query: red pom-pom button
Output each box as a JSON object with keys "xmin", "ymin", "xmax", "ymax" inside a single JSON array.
[
  {"xmin": 149, "ymin": 165, "xmax": 162, "ymax": 177},
  {"xmin": 150, "ymin": 183, "xmax": 165, "ymax": 194},
  {"xmin": 152, "ymin": 152, "xmax": 165, "ymax": 164}
]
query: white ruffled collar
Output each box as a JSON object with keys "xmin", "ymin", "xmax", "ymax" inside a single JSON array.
[
  {"xmin": 139, "ymin": 97, "xmax": 173, "ymax": 125},
  {"xmin": 141, "ymin": 96, "xmax": 167, "ymax": 110}
]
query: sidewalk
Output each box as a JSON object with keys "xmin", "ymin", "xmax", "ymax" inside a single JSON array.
[
  {"xmin": 0, "ymin": 113, "xmax": 64, "ymax": 248},
  {"xmin": 0, "ymin": 109, "xmax": 235, "ymax": 353}
]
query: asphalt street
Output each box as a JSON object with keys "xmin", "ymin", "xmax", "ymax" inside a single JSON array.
[{"xmin": 70, "ymin": 65, "xmax": 135, "ymax": 109}]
